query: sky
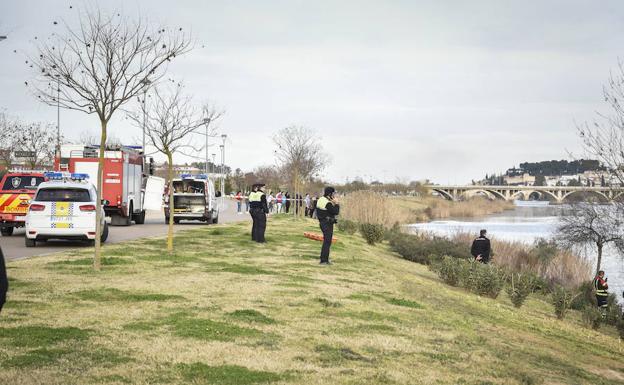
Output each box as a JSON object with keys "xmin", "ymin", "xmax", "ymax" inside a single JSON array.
[{"xmin": 1, "ymin": 0, "xmax": 623, "ymax": 184}]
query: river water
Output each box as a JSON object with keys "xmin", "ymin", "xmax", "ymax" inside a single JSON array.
[{"xmin": 408, "ymin": 201, "xmax": 624, "ymax": 302}]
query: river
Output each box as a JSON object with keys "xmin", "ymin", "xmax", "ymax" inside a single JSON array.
[{"xmin": 408, "ymin": 201, "xmax": 624, "ymax": 302}]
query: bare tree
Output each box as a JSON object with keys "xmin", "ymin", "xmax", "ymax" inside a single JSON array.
[
  {"xmin": 128, "ymin": 84, "xmax": 205, "ymax": 253},
  {"xmin": 555, "ymin": 203, "xmax": 624, "ymax": 275},
  {"xmin": 0, "ymin": 112, "xmax": 17, "ymax": 169},
  {"xmin": 29, "ymin": 6, "xmax": 192, "ymax": 270},
  {"xmin": 578, "ymin": 60, "xmax": 624, "ymax": 186},
  {"xmin": 15, "ymin": 122, "xmax": 57, "ymax": 169},
  {"xmin": 77, "ymin": 130, "xmax": 123, "ymax": 147},
  {"xmin": 273, "ymin": 125, "xmax": 329, "ymax": 217}
]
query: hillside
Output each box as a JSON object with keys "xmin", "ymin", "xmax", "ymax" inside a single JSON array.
[{"xmin": 1, "ymin": 216, "xmax": 622, "ymax": 385}]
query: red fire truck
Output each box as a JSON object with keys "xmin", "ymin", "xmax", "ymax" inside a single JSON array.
[
  {"xmin": 55, "ymin": 144, "xmax": 162, "ymax": 226},
  {"xmin": 0, "ymin": 171, "xmax": 45, "ymax": 235}
]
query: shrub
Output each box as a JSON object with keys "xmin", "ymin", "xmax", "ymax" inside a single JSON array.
[
  {"xmin": 506, "ymin": 273, "xmax": 535, "ymax": 308},
  {"xmin": 359, "ymin": 223, "xmax": 385, "ymax": 245},
  {"xmin": 581, "ymin": 306, "xmax": 603, "ymax": 330},
  {"xmin": 551, "ymin": 286, "xmax": 575, "ymax": 320},
  {"xmin": 430, "ymin": 256, "xmax": 464, "ymax": 287},
  {"xmin": 605, "ymin": 295, "xmax": 623, "ymax": 326},
  {"xmin": 616, "ymin": 318, "xmax": 624, "ymax": 339},
  {"xmin": 570, "ymin": 281, "xmax": 596, "ymax": 310},
  {"xmin": 337, "ymin": 219, "xmax": 358, "ymax": 235},
  {"xmin": 466, "ymin": 263, "xmax": 505, "ymax": 299},
  {"xmin": 389, "ymin": 232, "xmax": 471, "ymax": 265}
]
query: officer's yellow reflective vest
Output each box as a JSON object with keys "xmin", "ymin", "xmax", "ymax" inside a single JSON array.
[
  {"xmin": 593, "ymin": 277, "xmax": 608, "ymax": 297},
  {"xmin": 249, "ymin": 191, "xmax": 263, "ymax": 202},
  {"xmin": 317, "ymin": 196, "xmax": 330, "ymax": 210}
]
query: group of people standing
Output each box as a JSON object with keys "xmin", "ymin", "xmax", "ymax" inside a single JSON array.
[
  {"xmin": 235, "ymin": 190, "xmax": 320, "ymax": 218},
  {"xmin": 247, "ymin": 183, "xmax": 339, "ymax": 265}
]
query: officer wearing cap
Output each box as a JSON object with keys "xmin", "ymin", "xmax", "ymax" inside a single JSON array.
[
  {"xmin": 316, "ymin": 186, "xmax": 340, "ymax": 265},
  {"xmin": 249, "ymin": 183, "xmax": 269, "ymax": 243}
]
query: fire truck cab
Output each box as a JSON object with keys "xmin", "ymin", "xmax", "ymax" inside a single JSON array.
[
  {"xmin": 55, "ymin": 144, "xmax": 162, "ymax": 226},
  {"xmin": 0, "ymin": 171, "xmax": 45, "ymax": 235}
]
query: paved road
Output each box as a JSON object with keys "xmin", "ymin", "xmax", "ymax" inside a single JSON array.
[{"xmin": 1, "ymin": 200, "xmax": 250, "ymax": 261}]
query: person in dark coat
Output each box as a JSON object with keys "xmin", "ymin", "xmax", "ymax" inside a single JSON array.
[
  {"xmin": 249, "ymin": 183, "xmax": 269, "ymax": 243},
  {"xmin": 284, "ymin": 192, "xmax": 291, "ymax": 213},
  {"xmin": 0, "ymin": 245, "xmax": 7, "ymax": 314},
  {"xmin": 316, "ymin": 187, "xmax": 340, "ymax": 265},
  {"xmin": 471, "ymin": 229, "xmax": 491, "ymax": 263}
]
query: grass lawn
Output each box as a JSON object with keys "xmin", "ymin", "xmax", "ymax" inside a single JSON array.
[{"xmin": 1, "ymin": 215, "xmax": 623, "ymax": 385}]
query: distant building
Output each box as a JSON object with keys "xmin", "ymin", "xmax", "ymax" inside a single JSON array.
[{"xmin": 503, "ymin": 173, "xmax": 535, "ymax": 186}]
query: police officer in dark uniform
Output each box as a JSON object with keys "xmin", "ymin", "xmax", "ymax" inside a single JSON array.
[
  {"xmin": 316, "ymin": 187, "xmax": 340, "ymax": 265},
  {"xmin": 471, "ymin": 229, "xmax": 491, "ymax": 263},
  {"xmin": 0, "ymin": 246, "xmax": 7, "ymax": 314},
  {"xmin": 249, "ymin": 183, "xmax": 268, "ymax": 243}
]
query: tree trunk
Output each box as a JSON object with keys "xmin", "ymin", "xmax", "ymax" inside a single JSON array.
[
  {"xmin": 595, "ymin": 242, "xmax": 603, "ymax": 276},
  {"xmin": 167, "ymin": 152, "xmax": 174, "ymax": 253},
  {"xmin": 94, "ymin": 118, "xmax": 107, "ymax": 271}
]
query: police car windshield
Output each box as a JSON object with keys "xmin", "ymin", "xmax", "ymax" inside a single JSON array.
[
  {"xmin": 2, "ymin": 176, "xmax": 44, "ymax": 191},
  {"xmin": 36, "ymin": 188, "xmax": 91, "ymax": 202}
]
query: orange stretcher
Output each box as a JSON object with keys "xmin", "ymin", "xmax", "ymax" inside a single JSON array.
[{"xmin": 303, "ymin": 232, "xmax": 337, "ymax": 243}]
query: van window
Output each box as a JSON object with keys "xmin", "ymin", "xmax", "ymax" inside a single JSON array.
[{"xmin": 36, "ymin": 188, "xmax": 92, "ymax": 202}]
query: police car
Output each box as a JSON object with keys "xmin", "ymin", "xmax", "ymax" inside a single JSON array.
[{"xmin": 24, "ymin": 172, "xmax": 108, "ymax": 247}]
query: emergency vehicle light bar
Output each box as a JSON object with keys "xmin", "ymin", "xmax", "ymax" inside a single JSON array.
[
  {"xmin": 44, "ymin": 172, "xmax": 89, "ymax": 181},
  {"xmin": 180, "ymin": 174, "xmax": 208, "ymax": 180}
]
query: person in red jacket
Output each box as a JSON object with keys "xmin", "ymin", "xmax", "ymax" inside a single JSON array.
[
  {"xmin": 235, "ymin": 191, "xmax": 243, "ymax": 214},
  {"xmin": 593, "ymin": 270, "xmax": 609, "ymax": 314}
]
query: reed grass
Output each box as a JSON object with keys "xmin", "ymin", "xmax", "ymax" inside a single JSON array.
[
  {"xmin": 449, "ymin": 233, "xmax": 592, "ymax": 289},
  {"xmin": 340, "ymin": 192, "xmax": 514, "ymax": 225}
]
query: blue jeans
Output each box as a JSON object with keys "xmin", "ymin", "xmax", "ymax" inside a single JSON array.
[{"xmin": 237, "ymin": 201, "xmax": 242, "ymax": 212}]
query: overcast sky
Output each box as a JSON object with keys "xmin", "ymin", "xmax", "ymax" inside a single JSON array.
[{"xmin": 1, "ymin": 0, "xmax": 623, "ymax": 184}]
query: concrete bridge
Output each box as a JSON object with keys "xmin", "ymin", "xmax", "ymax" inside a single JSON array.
[{"xmin": 427, "ymin": 185, "xmax": 624, "ymax": 203}]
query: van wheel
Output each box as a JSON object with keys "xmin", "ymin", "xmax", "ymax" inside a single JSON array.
[
  {"xmin": 100, "ymin": 222, "xmax": 109, "ymax": 242},
  {"xmin": 174, "ymin": 218, "xmax": 180, "ymax": 224},
  {"xmin": 25, "ymin": 238, "xmax": 36, "ymax": 247},
  {"xmin": 1, "ymin": 227, "xmax": 14, "ymax": 236},
  {"xmin": 134, "ymin": 210, "xmax": 146, "ymax": 225},
  {"xmin": 212, "ymin": 213, "xmax": 219, "ymax": 224}
]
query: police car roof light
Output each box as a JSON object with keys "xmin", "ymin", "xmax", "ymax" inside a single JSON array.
[
  {"xmin": 180, "ymin": 174, "xmax": 193, "ymax": 179},
  {"xmin": 44, "ymin": 172, "xmax": 64, "ymax": 180},
  {"xmin": 71, "ymin": 173, "xmax": 89, "ymax": 180},
  {"xmin": 196, "ymin": 174, "xmax": 208, "ymax": 179}
]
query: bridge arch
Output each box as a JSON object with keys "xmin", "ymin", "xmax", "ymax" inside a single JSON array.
[
  {"xmin": 482, "ymin": 189, "xmax": 507, "ymax": 200},
  {"xmin": 431, "ymin": 188, "xmax": 455, "ymax": 201},
  {"xmin": 521, "ymin": 189, "xmax": 559, "ymax": 202},
  {"xmin": 561, "ymin": 190, "xmax": 610, "ymax": 203}
]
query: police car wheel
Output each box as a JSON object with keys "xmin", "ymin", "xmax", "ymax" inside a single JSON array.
[
  {"xmin": 0, "ymin": 227, "xmax": 14, "ymax": 236},
  {"xmin": 25, "ymin": 238, "xmax": 36, "ymax": 247},
  {"xmin": 101, "ymin": 222, "xmax": 109, "ymax": 242}
]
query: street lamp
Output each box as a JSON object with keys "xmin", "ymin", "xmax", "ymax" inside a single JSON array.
[
  {"xmin": 211, "ymin": 153, "xmax": 216, "ymax": 174},
  {"xmin": 56, "ymin": 75, "xmax": 60, "ymax": 154},
  {"xmin": 141, "ymin": 79, "xmax": 151, "ymax": 170},
  {"xmin": 202, "ymin": 118, "xmax": 211, "ymax": 174},
  {"xmin": 220, "ymin": 134, "xmax": 227, "ymax": 198}
]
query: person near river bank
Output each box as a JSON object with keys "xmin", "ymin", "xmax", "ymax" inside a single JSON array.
[
  {"xmin": 593, "ymin": 270, "xmax": 609, "ymax": 313},
  {"xmin": 471, "ymin": 229, "xmax": 491, "ymax": 263}
]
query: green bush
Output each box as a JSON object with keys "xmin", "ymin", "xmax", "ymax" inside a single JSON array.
[
  {"xmin": 581, "ymin": 306, "xmax": 603, "ymax": 330},
  {"xmin": 359, "ymin": 223, "xmax": 385, "ymax": 245},
  {"xmin": 616, "ymin": 318, "xmax": 624, "ymax": 339},
  {"xmin": 337, "ymin": 219, "xmax": 358, "ymax": 235},
  {"xmin": 389, "ymin": 233, "xmax": 471, "ymax": 265},
  {"xmin": 551, "ymin": 286, "xmax": 575, "ymax": 320},
  {"xmin": 605, "ymin": 295, "xmax": 622, "ymax": 326},
  {"xmin": 431, "ymin": 257, "xmax": 505, "ymax": 299},
  {"xmin": 506, "ymin": 273, "xmax": 535, "ymax": 308},
  {"xmin": 569, "ymin": 281, "xmax": 596, "ymax": 310},
  {"xmin": 430, "ymin": 256, "xmax": 464, "ymax": 287},
  {"xmin": 466, "ymin": 263, "xmax": 505, "ymax": 299}
]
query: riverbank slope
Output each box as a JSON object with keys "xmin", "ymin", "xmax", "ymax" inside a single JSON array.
[{"xmin": 1, "ymin": 216, "xmax": 622, "ymax": 385}]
